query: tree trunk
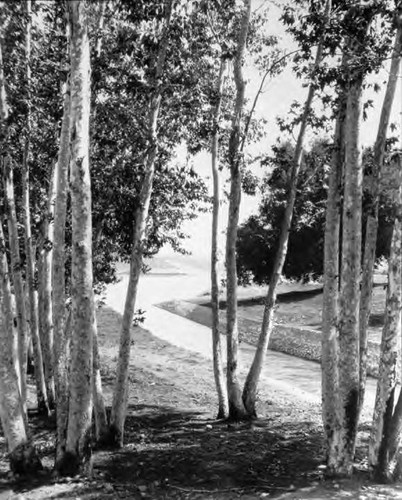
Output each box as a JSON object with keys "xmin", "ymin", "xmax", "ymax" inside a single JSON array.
[
  {"xmin": 56, "ymin": 0, "xmax": 95, "ymax": 477},
  {"xmin": 53, "ymin": 31, "xmax": 72, "ymax": 468},
  {"xmin": 0, "ymin": 38, "xmax": 29, "ymax": 413},
  {"xmin": 0, "ymin": 223, "xmax": 41, "ymax": 474},
  {"xmin": 359, "ymin": 21, "xmax": 402, "ymax": 414},
  {"xmin": 22, "ymin": 0, "xmax": 48, "ymax": 415},
  {"xmin": 3, "ymin": 157, "xmax": 29, "ymax": 413},
  {"xmin": 330, "ymin": 74, "xmax": 364, "ymax": 478},
  {"xmin": 38, "ymin": 166, "xmax": 56, "ymax": 410},
  {"xmin": 321, "ymin": 94, "xmax": 346, "ymax": 465},
  {"xmin": 242, "ymin": 0, "xmax": 331, "ymax": 417},
  {"xmin": 369, "ymin": 153, "xmax": 402, "ymax": 481},
  {"xmin": 225, "ymin": 0, "xmax": 251, "ymax": 422},
  {"xmin": 323, "ymin": 7, "xmax": 374, "ymax": 476},
  {"xmin": 93, "ymin": 313, "xmax": 108, "ymax": 444},
  {"xmin": 90, "ymin": 0, "xmax": 108, "ymax": 441},
  {"xmin": 211, "ymin": 56, "xmax": 229, "ymax": 420},
  {"xmin": 108, "ymin": 0, "xmax": 173, "ymax": 447}
]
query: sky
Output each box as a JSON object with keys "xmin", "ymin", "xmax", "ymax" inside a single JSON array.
[{"xmin": 162, "ymin": 0, "xmax": 402, "ymax": 265}]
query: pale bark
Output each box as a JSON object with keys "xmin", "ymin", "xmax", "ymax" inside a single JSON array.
[
  {"xmin": 0, "ymin": 223, "xmax": 41, "ymax": 474},
  {"xmin": 0, "ymin": 37, "xmax": 29, "ymax": 412},
  {"xmin": 242, "ymin": 0, "xmax": 331, "ymax": 417},
  {"xmin": 109, "ymin": 0, "xmax": 173, "ymax": 447},
  {"xmin": 57, "ymin": 0, "xmax": 95, "ymax": 476},
  {"xmin": 359, "ymin": 23, "xmax": 402, "ymax": 413},
  {"xmin": 211, "ymin": 56, "xmax": 229, "ymax": 420},
  {"xmin": 369, "ymin": 153, "xmax": 402, "ymax": 481},
  {"xmin": 93, "ymin": 313, "xmax": 108, "ymax": 443},
  {"xmin": 53, "ymin": 33, "xmax": 72, "ymax": 466},
  {"xmin": 333, "ymin": 75, "xmax": 364, "ymax": 477},
  {"xmin": 91, "ymin": 0, "xmax": 108, "ymax": 441},
  {"xmin": 22, "ymin": 0, "xmax": 48, "ymax": 414},
  {"xmin": 95, "ymin": 1, "xmax": 106, "ymax": 59},
  {"xmin": 225, "ymin": 0, "xmax": 251, "ymax": 421},
  {"xmin": 3, "ymin": 158, "xmax": 29, "ymax": 412},
  {"xmin": 321, "ymin": 94, "xmax": 346, "ymax": 462},
  {"xmin": 323, "ymin": 7, "xmax": 374, "ymax": 476},
  {"xmin": 38, "ymin": 167, "xmax": 56, "ymax": 409}
]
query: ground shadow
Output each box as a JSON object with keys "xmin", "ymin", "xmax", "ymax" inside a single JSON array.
[{"xmin": 95, "ymin": 405, "xmax": 324, "ymax": 498}]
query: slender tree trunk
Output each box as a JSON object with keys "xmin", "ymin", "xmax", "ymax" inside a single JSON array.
[
  {"xmin": 22, "ymin": 0, "xmax": 48, "ymax": 414},
  {"xmin": 225, "ymin": 0, "xmax": 251, "ymax": 421},
  {"xmin": 359, "ymin": 20, "xmax": 402, "ymax": 415},
  {"xmin": 0, "ymin": 37, "xmax": 29, "ymax": 413},
  {"xmin": 211, "ymin": 56, "xmax": 229, "ymax": 420},
  {"xmin": 3, "ymin": 157, "xmax": 29, "ymax": 413},
  {"xmin": 242, "ymin": 0, "xmax": 331, "ymax": 417},
  {"xmin": 108, "ymin": 0, "xmax": 173, "ymax": 447},
  {"xmin": 38, "ymin": 166, "xmax": 56, "ymax": 410},
  {"xmin": 56, "ymin": 0, "xmax": 95, "ymax": 477},
  {"xmin": 369, "ymin": 153, "xmax": 402, "ymax": 481},
  {"xmin": 91, "ymin": 0, "xmax": 108, "ymax": 442},
  {"xmin": 53, "ymin": 33, "xmax": 72, "ymax": 468},
  {"xmin": 0, "ymin": 223, "xmax": 42, "ymax": 474},
  {"xmin": 321, "ymin": 94, "xmax": 346, "ymax": 465},
  {"xmin": 93, "ymin": 313, "xmax": 108, "ymax": 444}
]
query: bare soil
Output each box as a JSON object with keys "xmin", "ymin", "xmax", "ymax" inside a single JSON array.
[{"xmin": 1, "ymin": 304, "xmax": 401, "ymax": 499}]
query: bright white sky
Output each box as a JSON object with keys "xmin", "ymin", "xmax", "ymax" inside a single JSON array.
[{"xmin": 164, "ymin": 0, "xmax": 402, "ymax": 265}]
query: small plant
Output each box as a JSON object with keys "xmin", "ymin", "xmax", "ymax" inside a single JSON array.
[{"xmin": 132, "ymin": 309, "xmax": 146, "ymax": 327}]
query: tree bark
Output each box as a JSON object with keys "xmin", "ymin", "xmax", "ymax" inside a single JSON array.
[
  {"xmin": 323, "ymin": 6, "xmax": 374, "ymax": 476},
  {"xmin": 22, "ymin": 0, "xmax": 48, "ymax": 415},
  {"xmin": 3, "ymin": 158, "xmax": 29, "ymax": 414},
  {"xmin": 90, "ymin": 0, "xmax": 108, "ymax": 443},
  {"xmin": 53, "ymin": 27, "xmax": 72, "ymax": 468},
  {"xmin": 56, "ymin": 0, "xmax": 95, "ymax": 476},
  {"xmin": 359, "ymin": 21, "xmax": 402, "ymax": 414},
  {"xmin": 0, "ymin": 36, "xmax": 29, "ymax": 413},
  {"xmin": 225, "ymin": 0, "xmax": 251, "ymax": 421},
  {"xmin": 332, "ymin": 72, "xmax": 364, "ymax": 478},
  {"xmin": 211, "ymin": 56, "xmax": 229, "ymax": 420},
  {"xmin": 369, "ymin": 153, "xmax": 402, "ymax": 481},
  {"xmin": 242, "ymin": 0, "xmax": 331, "ymax": 417},
  {"xmin": 0, "ymin": 223, "xmax": 42, "ymax": 474},
  {"xmin": 38, "ymin": 166, "xmax": 56, "ymax": 410},
  {"xmin": 321, "ymin": 94, "xmax": 346, "ymax": 465},
  {"xmin": 93, "ymin": 313, "xmax": 108, "ymax": 444},
  {"xmin": 108, "ymin": 0, "xmax": 174, "ymax": 447}
]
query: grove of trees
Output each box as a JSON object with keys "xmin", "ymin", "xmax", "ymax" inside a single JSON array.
[{"xmin": 1, "ymin": 0, "xmax": 402, "ymax": 487}]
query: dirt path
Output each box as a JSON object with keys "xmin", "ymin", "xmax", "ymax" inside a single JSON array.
[{"xmin": 105, "ymin": 259, "xmax": 377, "ymax": 423}]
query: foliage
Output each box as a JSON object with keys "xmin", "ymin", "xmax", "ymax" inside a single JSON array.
[{"xmin": 236, "ymin": 140, "xmax": 395, "ymax": 285}]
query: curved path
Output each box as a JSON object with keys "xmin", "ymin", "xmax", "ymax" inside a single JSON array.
[{"xmin": 105, "ymin": 256, "xmax": 377, "ymax": 421}]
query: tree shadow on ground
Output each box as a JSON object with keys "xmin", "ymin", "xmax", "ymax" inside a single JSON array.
[{"xmin": 94, "ymin": 404, "xmax": 324, "ymax": 498}]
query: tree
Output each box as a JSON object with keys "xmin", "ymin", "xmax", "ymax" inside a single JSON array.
[
  {"xmin": 241, "ymin": 0, "xmax": 331, "ymax": 416},
  {"xmin": 236, "ymin": 142, "xmax": 395, "ymax": 286},
  {"xmin": 108, "ymin": 0, "xmax": 175, "ymax": 447},
  {"xmin": 210, "ymin": 55, "xmax": 229, "ymax": 419},
  {"xmin": 225, "ymin": 0, "xmax": 251, "ymax": 421},
  {"xmin": 56, "ymin": 0, "xmax": 95, "ymax": 475},
  {"xmin": 321, "ymin": 2, "xmax": 386, "ymax": 476},
  {"xmin": 53, "ymin": 10, "xmax": 72, "ymax": 469},
  {"xmin": 21, "ymin": 0, "xmax": 48, "ymax": 415},
  {"xmin": 369, "ymin": 153, "xmax": 402, "ymax": 481},
  {"xmin": 0, "ymin": 223, "xmax": 42, "ymax": 474},
  {"xmin": 358, "ymin": 10, "xmax": 402, "ymax": 413}
]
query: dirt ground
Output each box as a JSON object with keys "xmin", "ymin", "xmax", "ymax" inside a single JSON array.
[{"xmin": 1, "ymin": 305, "xmax": 402, "ymax": 499}]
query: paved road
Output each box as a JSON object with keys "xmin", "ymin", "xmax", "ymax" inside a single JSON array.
[{"xmin": 104, "ymin": 257, "xmax": 377, "ymax": 421}]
